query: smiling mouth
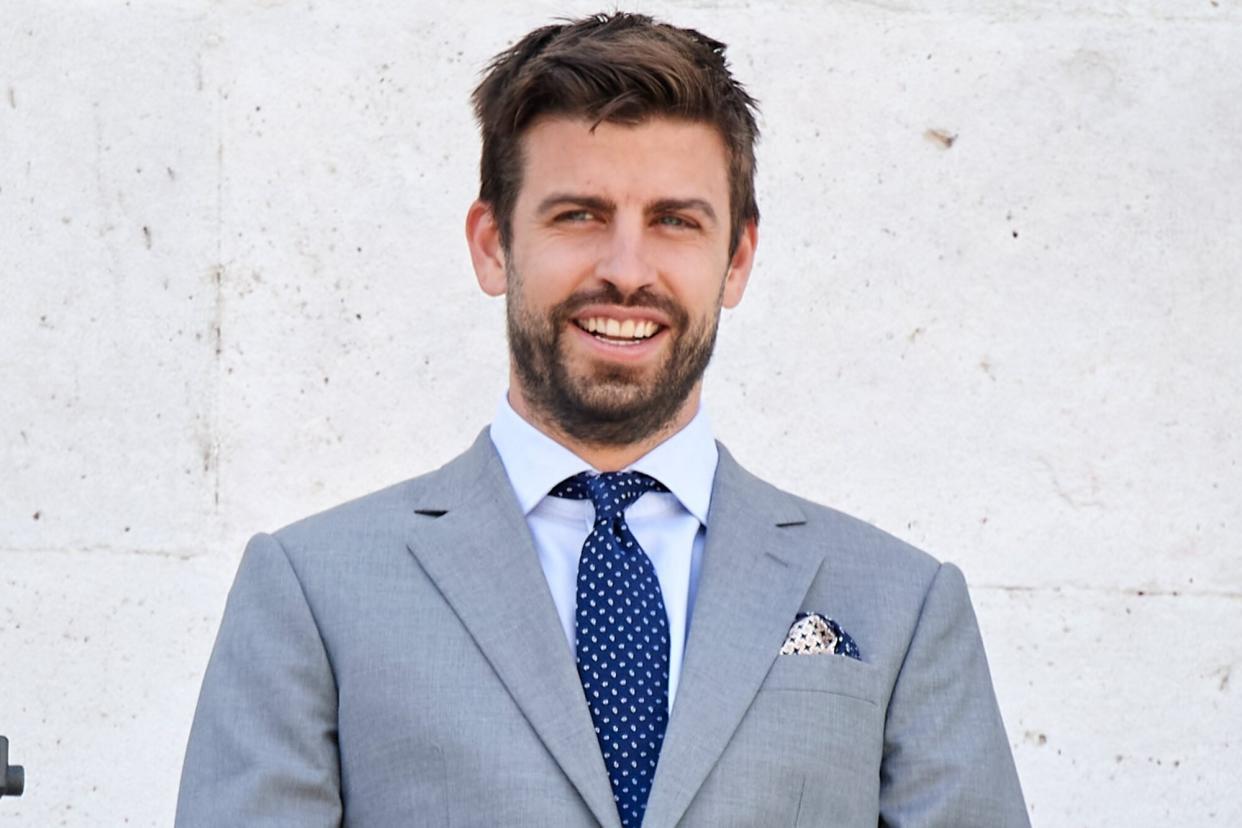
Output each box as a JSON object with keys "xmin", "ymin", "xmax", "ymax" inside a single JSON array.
[{"xmin": 573, "ymin": 316, "xmax": 664, "ymax": 345}]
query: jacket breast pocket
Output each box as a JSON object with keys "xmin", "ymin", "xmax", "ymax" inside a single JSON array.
[
  {"xmin": 759, "ymin": 653, "xmax": 882, "ymax": 706},
  {"xmin": 741, "ymin": 655, "xmax": 885, "ymax": 826},
  {"xmin": 690, "ymin": 656, "xmax": 886, "ymax": 826}
]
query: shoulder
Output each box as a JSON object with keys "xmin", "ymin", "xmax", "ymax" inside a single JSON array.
[
  {"xmin": 714, "ymin": 443, "xmax": 950, "ymax": 621},
  {"xmin": 717, "ymin": 443, "xmax": 942, "ymax": 577},
  {"xmin": 716, "ymin": 444, "xmax": 972, "ymax": 673},
  {"xmin": 788, "ymin": 490, "xmax": 942, "ymax": 584}
]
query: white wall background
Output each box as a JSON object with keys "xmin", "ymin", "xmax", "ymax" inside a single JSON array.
[{"xmin": 2, "ymin": 1, "xmax": 1239, "ymax": 824}]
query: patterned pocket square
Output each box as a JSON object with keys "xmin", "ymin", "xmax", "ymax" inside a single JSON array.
[{"xmin": 779, "ymin": 612, "xmax": 861, "ymax": 660}]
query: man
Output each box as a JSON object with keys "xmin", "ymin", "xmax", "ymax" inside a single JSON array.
[{"xmin": 177, "ymin": 13, "xmax": 1029, "ymax": 827}]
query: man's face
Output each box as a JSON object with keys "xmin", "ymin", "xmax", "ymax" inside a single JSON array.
[{"xmin": 482, "ymin": 116, "xmax": 754, "ymax": 446}]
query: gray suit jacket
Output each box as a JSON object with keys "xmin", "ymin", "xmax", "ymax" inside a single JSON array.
[{"xmin": 177, "ymin": 431, "xmax": 1029, "ymax": 826}]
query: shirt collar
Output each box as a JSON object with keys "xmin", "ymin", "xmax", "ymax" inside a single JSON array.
[{"xmin": 489, "ymin": 392, "xmax": 718, "ymax": 524}]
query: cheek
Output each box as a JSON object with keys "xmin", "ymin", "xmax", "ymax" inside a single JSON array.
[
  {"xmin": 658, "ymin": 247, "xmax": 730, "ymax": 307},
  {"xmin": 512, "ymin": 249, "xmax": 594, "ymax": 308}
]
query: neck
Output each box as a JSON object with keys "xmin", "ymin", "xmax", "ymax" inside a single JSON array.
[{"xmin": 507, "ymin": 382, "xmax": 702, "ymax": 472}]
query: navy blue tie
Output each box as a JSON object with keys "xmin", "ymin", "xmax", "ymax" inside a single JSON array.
[{"xmin": 551, "ymin": 471, "xmax": 670, "ymax": 828}]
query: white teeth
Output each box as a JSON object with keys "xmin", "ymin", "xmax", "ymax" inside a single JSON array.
[{"xmin": 576, "ymin": 317, "xmax": 661, "ymax": 340}]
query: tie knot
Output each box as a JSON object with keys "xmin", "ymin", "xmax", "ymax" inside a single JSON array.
[{"xmin": 550, "ymin": 470, "xmax": 668, "ymax": 525}]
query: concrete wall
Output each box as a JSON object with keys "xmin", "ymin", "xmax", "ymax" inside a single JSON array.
[{"xmin": 2, "ymin": 1, "xmax": 1238, "ymax": 824}]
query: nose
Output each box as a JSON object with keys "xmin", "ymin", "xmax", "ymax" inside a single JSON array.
[{"xmin": 594, "ymin": 218, "xmax": 656, "ymax": 297}]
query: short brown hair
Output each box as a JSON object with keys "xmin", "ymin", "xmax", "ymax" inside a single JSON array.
[{"xmin": 472, "ymin": 12, "xmax": 760, "ymax": 253}]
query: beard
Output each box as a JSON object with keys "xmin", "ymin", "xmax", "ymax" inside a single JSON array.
[{"xmin": 506, "ymin": 264, "xmax": 722, "ymax": 447}]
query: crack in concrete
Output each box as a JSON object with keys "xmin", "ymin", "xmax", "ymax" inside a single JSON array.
[
  {"xmin": 208, "ymin": 8, "xmax": 225, "ymax": 515},
  {"xmin": 1037, "ymin": 455, "xmax": 1105, "ymax": 510},
  {"xmin": 1, "ymin": 546, "xmax": 204, "ymax": 561},
  {"xmin": 838, "ymin": 1, "xmax": 1237, "ymax": 22},
  {"xmin": 973, "ymin": 583, "xmax": 1242, "ymax": 601}
]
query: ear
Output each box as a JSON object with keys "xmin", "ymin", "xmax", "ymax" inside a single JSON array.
[
  {"xmin": 721, "ymin": 219, "xmax": 758, "ymax": 309},
  {"xmin": 466, "ymin": 199, "xmax": 507, "ymax": 296}
]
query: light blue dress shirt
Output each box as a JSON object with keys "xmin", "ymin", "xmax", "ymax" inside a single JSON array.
[{"xmin": 489, "ymin": 394, "xmax": 718, "ymax": 710}]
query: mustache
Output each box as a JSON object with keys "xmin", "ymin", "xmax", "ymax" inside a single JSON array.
[{"xmin": 550, "ymin": 284, "xmax": 689, "ymax": 328}]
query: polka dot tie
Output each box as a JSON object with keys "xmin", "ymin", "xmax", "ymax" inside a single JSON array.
[{"xmin": 550, "ymin": 471, "xmax": 671, "ymax": 828}]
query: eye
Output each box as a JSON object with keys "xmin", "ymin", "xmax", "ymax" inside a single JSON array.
[
  {"xmin": 556, "ymin": 209, "xmax": 598, "ymax": 223},
  {"xmin": 655, "ymin": 214, "xmax": 698, "ymax": 229}
]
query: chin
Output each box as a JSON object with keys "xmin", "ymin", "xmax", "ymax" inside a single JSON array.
[{"xmin": 568, "ymin": 380, "xmax": 653, "ymax": 416}]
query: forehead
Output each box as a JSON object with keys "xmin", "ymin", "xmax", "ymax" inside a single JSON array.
[{"xmin": 515, "ymin": 116, "xmax": 731, "ymax": 207}]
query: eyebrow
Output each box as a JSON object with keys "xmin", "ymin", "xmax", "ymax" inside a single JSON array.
[
  {"xmin": 536, "ymin": 194, "xmax": 718, "ymax": 225},
  {"xmin": 536, "ymin": 194, "xmax": 616, "ymax": 216}
]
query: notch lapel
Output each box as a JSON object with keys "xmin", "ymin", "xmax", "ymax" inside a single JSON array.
[
  {"xmin": 405, "ymin": 433, "xmax": 621, "ymax": 828},
  {"xmin": 643, "ymin": 446, "xmax": 825, "ymax": 828}
]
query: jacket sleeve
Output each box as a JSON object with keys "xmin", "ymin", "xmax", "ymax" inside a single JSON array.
[
  {"xmin": 176, "ymin": 533, "xmax": 342, "ymax": 827},
  {"xmin": 878, "ymin": 562, "xmax": 1030, "ymax": 827}
]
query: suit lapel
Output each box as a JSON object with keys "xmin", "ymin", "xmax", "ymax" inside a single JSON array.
[
  {"xmin": 404, "ymin": 432, "xmax": 622, "ymax": 828},
  {"xmin": 643, "ymin": 446, "xmax": 825, "ymax": 828}
]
